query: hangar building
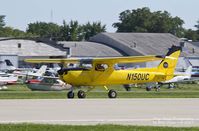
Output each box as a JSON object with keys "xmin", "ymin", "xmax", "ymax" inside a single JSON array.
[{"xmin": 0, "ymin": 33, "xmax": 199, "ymax": 69}]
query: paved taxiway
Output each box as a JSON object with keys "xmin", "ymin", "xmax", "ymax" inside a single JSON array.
[{"xmin": 0, "ymin": 98, "xmax": 199, "ymax": 126}]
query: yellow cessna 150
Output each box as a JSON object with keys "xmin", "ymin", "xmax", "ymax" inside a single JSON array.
[{"xmin": 25, "ymin": 45, "xmax": 181, "ymax": 99}]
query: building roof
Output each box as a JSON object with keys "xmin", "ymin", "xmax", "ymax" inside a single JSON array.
[
  {"xmin": 0, "ymin": 39, "xmax": 66, "ymax": 56},
  {"xmin": 90, "ymin": 33, "xmax": 199, "ymax": 56},
  {"xmin": 58, "ymin": 41, "xmax": 123, "ymax": 57},
  {"xmin": 189, "ymin": 42, "xmax": 199, "ymax": 47},
  {"xmin": 1, "ymin": 33, "xmax": 198, "ymax": 59}
]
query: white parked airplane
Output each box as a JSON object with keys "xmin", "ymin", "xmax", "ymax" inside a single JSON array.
[
  {"xmin": 26, "ymin": 77, "xmax": 71, "ymax": 91},
  {"xmin": 12, "ymin": 65, "xmax": 47, "ymax": 77},
  {"xmin": 0, "ymin": 72, "xmax": 18, "ymax": 90},
  {"xmin": 0, "ymin": 65, "xmax": 47, "ymax": 90},
  {"xmin": 0, "ymin": 59, "xmax": 47, "ymax": 77},
  {"xmin": 158, "ymin": 66, "xmax": 192, "ymax": 88}
]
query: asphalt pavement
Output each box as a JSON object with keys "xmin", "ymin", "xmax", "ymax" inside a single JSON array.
[{"xmin": 0, "ymin": 98, "xmax": 199, "ymax": 126}]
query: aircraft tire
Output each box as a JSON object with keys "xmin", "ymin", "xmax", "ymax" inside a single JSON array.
[
  {"xmin": 67, "ymin": 91, "xmax": 74, "ymax": 99},
  {"xmin": 146, "ymin": 87, "xmax": 152, "ymax": 91},
  {"xmin": 123, "ymin": 84, "xmax": 132, "ymax": 91},
  {"xmin": 77, "ymin": 90, "xmax": 86, "ymax": 99},
  {"xmin": 108, "ymin": 89, "xmax": 117, "ymax": 98}
]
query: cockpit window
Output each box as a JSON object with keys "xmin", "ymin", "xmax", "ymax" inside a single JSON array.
[
  {"xmin": 79, "ymin": 59, "xmax": 93, "ymax": 70},
  {"xmin": 80, "ymin": 63, "xmax": 92, "ymax": 69},
  {"xmin": 95, "ymin": 64, "xmax": 108, "ymax": 71}
]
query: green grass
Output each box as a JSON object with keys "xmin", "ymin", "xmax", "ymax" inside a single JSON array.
[
  {"xmin": 0, "ymin": 83, "xmax": 199, "ymax": 99},
  {"xmin": 0, "ymin": 124, "xmax": 198, "ymax": 131}
]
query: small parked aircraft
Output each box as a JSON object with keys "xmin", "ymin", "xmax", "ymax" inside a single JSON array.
[
  {"xmin": 12, "ymin": 65, "xmax": 47, "ymax": 77},
  {"xmin": 25, "ymin": 45, "xmax": 182, "ymax": 98},
  {"xmin": 0, "ymin": 72, "xmax": 18, "ymax": 90},
  {"xmin": 0, "ymin": 59, "xmax": 47, "ymax": 78},
  {"xmin": 11, "ymin": 65, "xmax": 47, "ymax": 84},
  {"xmin": 158, "ymin": 66, "xmax": 192, "ymax": 88},
  {"xmin": 0, "ymin": 65, "xmax": 47, "ymax": 90},
  {"xmin": 26, "ymin": 77, "xmax": 71, "ymax": 91}
]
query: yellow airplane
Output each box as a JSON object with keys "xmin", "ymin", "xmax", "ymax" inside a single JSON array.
[{"xmin": 25, "ymin": 45, "xmax": 181, "ymax": 99}]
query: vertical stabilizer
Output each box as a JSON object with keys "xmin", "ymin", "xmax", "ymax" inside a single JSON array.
[{"xmin": 157, "ymin": 45, "xmax": 182, "ymax": 80}]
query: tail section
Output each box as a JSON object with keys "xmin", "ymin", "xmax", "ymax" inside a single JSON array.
[
  {"xmin": 185, "ymin": 66, "xmax": 192, "ymax": 78},
  {"xmin": 28, "ymin": 65, "xmax": 47, "ymax": 77},
  {"xmin": 4, "ymin": 59, "xmax": 16, "ymax": 71},
  {"xmin": 35, "ymin": 65, "xmax": 47, "ymax": 76},
  {"xmin": 157, "ymin": 45, "xmax": 182, "ymax": 80}
]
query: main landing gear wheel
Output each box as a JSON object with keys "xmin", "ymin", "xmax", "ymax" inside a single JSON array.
[
  {"xmin": 108, "ymin": 89, "xmax": 117, "ymax": 98},
  {"xmin": 67, "ymin": 91, "xmax": 74, "ymax": 99},
  {"xmin": 146, "ymin": 86, "xmax": 152, "ymax": 91},
  {"xmin": 77, "ymin": 90, "xmax": 86, "ymax": 99}
]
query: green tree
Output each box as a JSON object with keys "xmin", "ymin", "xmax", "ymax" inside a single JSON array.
[
  {"xmin": 27, "ymin": 22, "xmax": 60, "ymax": 38},
  {"xmin": 60, "ymin": 20, "xmax": 102, "ymax": 41},
  {"xmin": 0, "ymin": 16, "xmax": 29, "ymax": 37},
  {"xmin": 0, "ymin": 15, "xmax": 5, "ymax": 28},
  {"xmin": 59, "ymin": 20, "xmax": 82, "ymax": 41},
  {"xmin": 113, "ymin": 7, "xmax": 184, "ymax": 37},
  {"xmin": 0, "ymin": 15, "xmax": 35, "ymax": 38},
  {"xmin": 82, "ymin": 22, "xmax": 106, "ymax": 40},
  {"xmin": 179, "ymin": 20, "xmax": 199, "ymax": 41},
  {"xmin": 195, "ymin": 19, "xmax": 199, "ymax": 34},
  {"xmin": 0, "ymin": 15, "xmax": 5, "ymax": 36},
  {"xmin": 184, "ymin": 29, "xmax": 198, "ymax": 41},
  {"xmin": 27, "ymin": 20, "xmax": 105, "ymax": 41},
  {"xmin": 69, "ymin": 20, "xmax": 80, "ymax": 41},
  {"xmin": 59, "ymin": 20, "xmax": 70, "ymax": 41},
  {"xmin": 1, "ymin": 27, "xmax": 28, "ymax": 37}
]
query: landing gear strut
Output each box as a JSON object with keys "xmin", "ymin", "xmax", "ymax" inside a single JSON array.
[
  {"xmin": 154, "ymin": 85, "xmax": 160, "ymax": 91},
  {"xmin": 103, "ymin": 86, "xmax": 117, "ymax": 98},
  {"xmin": 67, "ymin": 86, "xmax": 118, "ymax": 99}
]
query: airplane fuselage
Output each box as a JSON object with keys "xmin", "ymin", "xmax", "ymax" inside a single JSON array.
[{"xmin": 61, "ymin": 68, "xmax": 168, "ymax": 86}]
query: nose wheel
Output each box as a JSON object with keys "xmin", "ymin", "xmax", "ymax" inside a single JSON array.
[{"xmin": 103, "ymin": 86, "xmax": 117, "ymax": 98}]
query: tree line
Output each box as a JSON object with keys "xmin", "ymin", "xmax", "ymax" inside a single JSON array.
[
  {"xmin": 113, "ymin": 7, "xmax": 199, "ymax": 41},
  {"xmin": 27, "ymin": 20, "xmax": 106, "ymax": 41},
  {"xmin": 0, "ymin": 16, "xmax": 106, "ymax": 41},
  {"xmin": 0, "ymin": 7, "xmax": 199, "ymax": 41}
]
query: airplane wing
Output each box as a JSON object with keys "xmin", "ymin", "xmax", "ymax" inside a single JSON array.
[
  {"xmin": 24, "ymin": 58, "xmax": 79, "ymax": 64},
  {"xmin": 25, "ymin": 55, "xmax": 164, "ymax": 64},
  {"xmin": 92, "ymin": 55, "xmax": 164, "ymax": 64},
  {"xmin": 42, "ymin": 76, "xmax": 59, "ymax": 79}
]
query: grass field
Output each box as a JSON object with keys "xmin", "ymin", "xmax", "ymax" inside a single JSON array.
[
  {"xmin": 0, "ymin": 83, "xmax": 199, "ymax": 99},
  {"xmin": 0, "ymin": 124, "xmax": 199, "ymax": 131}
]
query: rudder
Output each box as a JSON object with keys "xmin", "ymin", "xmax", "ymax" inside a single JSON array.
[{"xmin": 158, "ymin": 45, "xmax": 182, "ymax": 80}]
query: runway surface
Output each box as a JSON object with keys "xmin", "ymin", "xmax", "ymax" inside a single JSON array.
[{"xmin": 0, "ymin": 98, "xmax": 199, "ymax": 126}]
